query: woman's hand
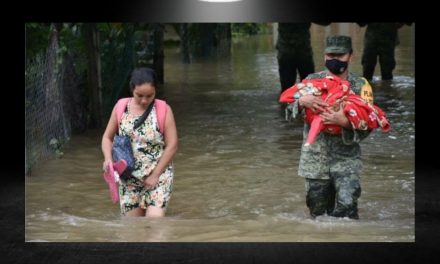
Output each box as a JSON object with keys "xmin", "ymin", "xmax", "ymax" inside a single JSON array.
[
  {"xmin": 103, "ymin": 159, "xmax": 112, "ymax": 173},
  {"xmin": 299, "ymin": 94, "xmax": 329, "ymax": 113},
  {"xmin": 144, "ymin": 173, "xmax": 160, "ymax": 190}
]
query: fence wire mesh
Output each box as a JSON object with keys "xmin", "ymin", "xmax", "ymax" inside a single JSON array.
[{"xmin": 25, "ymin": 35, "xmax": 72, "ymax": 175}]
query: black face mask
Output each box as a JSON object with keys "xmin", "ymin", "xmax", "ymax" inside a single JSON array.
[{"xmin": 325, "ymin": 58, "xmax": 348, "ymax": 74}]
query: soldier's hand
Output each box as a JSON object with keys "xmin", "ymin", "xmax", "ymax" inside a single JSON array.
[
  {"xmin": 299, "ymin": 95, "xmax": 329, "ymax": 113},
  {"xmin": 320, "ymin": 106, "xmax": 351, "ymax": 128}
]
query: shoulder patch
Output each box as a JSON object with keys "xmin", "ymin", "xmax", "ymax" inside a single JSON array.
[{"xmin": 360, "ymin": 77, "xmax": 374, "ymax": 104}]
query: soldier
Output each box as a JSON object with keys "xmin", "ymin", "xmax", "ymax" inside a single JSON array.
[
  {"xmin": 276, "ymin": 23, "xmax": 316, "ymax": 92},
  {"xmin": 285, "ymin": 35, "xmax": 373, "ymax": 219},
  {"xmin": 359, "ymin": 23, "xmax": 411, "ymax": 81}
]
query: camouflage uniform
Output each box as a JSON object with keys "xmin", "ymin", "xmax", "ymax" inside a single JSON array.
[
  {"xmin": 276, "ymin": 23, "xmax": 315, "ymax": 92},
  {"xmin": 286, "ymin": 36, "xmax": 372, "ymax": 219},
  {"xmin": 360, "ymin": 23, "xmax": 405, "ymax": 81}
]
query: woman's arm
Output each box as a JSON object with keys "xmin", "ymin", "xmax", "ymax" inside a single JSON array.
[
  {"xmin": 144, "ymin": 105, "xmax": 178, "ymax": 189},
  {"xmin": 101, "ymin": 106, "xmax": 118, "ymax": 172}
]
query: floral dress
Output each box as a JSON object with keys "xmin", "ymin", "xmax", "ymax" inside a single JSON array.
[{"xmin": 118, "ymin": 99, "xmax": 174, "ymax": 215}]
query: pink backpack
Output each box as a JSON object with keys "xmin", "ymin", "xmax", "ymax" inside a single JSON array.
[{"xmin": 115, "ymin": 98, "xmax": 167, "ymax": 134}]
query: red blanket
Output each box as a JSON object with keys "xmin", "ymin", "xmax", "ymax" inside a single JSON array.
[{"xmin": 279, "ymin": 76, "xmax": 390, "ymax": 146}]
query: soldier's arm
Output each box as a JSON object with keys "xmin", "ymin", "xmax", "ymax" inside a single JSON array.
[
  {"xmin": 341, "ymin": 128, "xmax": 371, "ymax": 145},
  {"xmin": 341, "ymin": 77, "xmax": 374, "ymax": 145},
  {"xmin": 285, "ymin": 100, "xmax": 304, "ymax": 122},
  {"xmin": 285, "ymin": 73, "xmax": 316, "ymax": 122}
]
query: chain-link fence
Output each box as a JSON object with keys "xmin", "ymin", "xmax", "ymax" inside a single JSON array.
[
  {"xmin": 25, "ymin": 33, "xmax": 76, "ymax": 175},
  {"xmin": 25, "ymin": 23, "xmax": 157, "ymax": 175}
]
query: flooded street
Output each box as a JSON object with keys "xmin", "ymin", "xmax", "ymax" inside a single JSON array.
[{"xmin": 26, "ymin": 24, "xmax": 415, "ymax": 242}]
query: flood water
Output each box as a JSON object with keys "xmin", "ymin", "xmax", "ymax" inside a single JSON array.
[{"xmin": 26, "ymin": 23, "xmax": 415, "ymax": 242}]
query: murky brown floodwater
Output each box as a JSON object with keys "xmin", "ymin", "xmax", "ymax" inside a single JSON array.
[{"xmin": 26, "ymin": 23, "xmax": 415, "ymax": 242}]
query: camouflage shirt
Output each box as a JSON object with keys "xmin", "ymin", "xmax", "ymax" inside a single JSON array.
[{"xmin": 287, "ymin": 70, "xmax": 372, "ymax": 179}]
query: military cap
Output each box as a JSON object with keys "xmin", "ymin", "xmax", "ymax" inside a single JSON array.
[{"xmin": 325, "ymin": 35, "xmax": 352, "ymax": 54}]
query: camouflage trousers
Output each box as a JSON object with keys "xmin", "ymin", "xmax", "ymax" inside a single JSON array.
[{"xmin": 305, "ymin": 172, "xmax": 361, "ymax": 219}]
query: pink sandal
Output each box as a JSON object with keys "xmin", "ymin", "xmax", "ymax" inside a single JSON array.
[
  {"xmin": 113, "ymin": 159, "xmax": 127, "ymax": 175},
  {"xmin": 103, "ymin": 162, "xmax": 119, "ymax": 203}
]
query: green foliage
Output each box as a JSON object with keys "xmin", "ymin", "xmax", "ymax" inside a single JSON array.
[
  {"xmin": 187, "ymin": 24, "xmax": 218, "ymax": 58},
  {"xmin": 25, "ymin": 23, "xmax": 51, "ymax": 60},
  {"xmin": 231, "ymin": 23, "xmax": 272, "ymax": 36},
  {"xmin": 232, "ymin": 23, "xmax": 260, "ymax": 36},
  {"xmin": 163, "ymin": 39, "xmax": 180, "ymax": 47},
  {"xmin": 58, "ymin": 23, "xmax": 88, "ymax": 74},
  {"xmin": 98, "ymin": 23, "xmax": 136, "ymax": 119},
  {"xmin": 48, "ymin": 137, "xmax": 68, "ymax": 159},
  {"xmin": 25, "ymin": 23, "xmax": 89, "ymax": 76}
]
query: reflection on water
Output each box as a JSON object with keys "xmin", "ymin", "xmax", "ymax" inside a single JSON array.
[{"xmin": 26, "ymin": 24, "xmax": 414, "ymax": 242}]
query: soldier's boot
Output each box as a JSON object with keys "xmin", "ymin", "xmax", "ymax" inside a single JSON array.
[
  {"xmin": 330, "ymin": 203, "xmax": 359, "ymax": 219},
  {"xmin": 331, "ymin": 171, "xmax": 362, "ymax": 219},
  {"xmin": 380, "ymin": 53, "xmax": 395, "ymax": 80},
  {"xmin": 381, "ymin": 70, "xmax": 393, "ymax": 81},
  {"xmin": 330, "ymin": 186, "xmax": 361, "ymax": 219},
  {"xmin": 326, "ymin": 187, "xmax": 336, "ymax": 215},
  {"xmin": 307, "ymin": 200, "xmax": 327, "ymax": 218},
  {"xmin": 305, "ymin": 179, "xmax": 335, "ymax": 218}
]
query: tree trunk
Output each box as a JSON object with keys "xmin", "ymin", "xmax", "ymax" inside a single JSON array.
[
  {"xmin": 215, "ymin": 23, "xmax": 232, "ymax": 57},
  {"xmin": 191, "ymin": 24, "xmax": 217, "ymax": 58},
  {"xmin": 45, "ymin": 23, "xmax": 63, "ymax": 141},
  {"xmin": 84, "ymin": 23, "xmax": 103, "ymax": 128},
  {"xmin": 153, "ymin": 23, "xmax": 164, "ymax": 84},
  {"xmin": 180, "ymin": 23, "xmax": 191, "ymax": 64}
]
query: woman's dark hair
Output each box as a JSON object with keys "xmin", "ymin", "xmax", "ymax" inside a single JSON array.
[{"xmin": 129, "ymin": 67, "xmax": 158, "ymax": 91}]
